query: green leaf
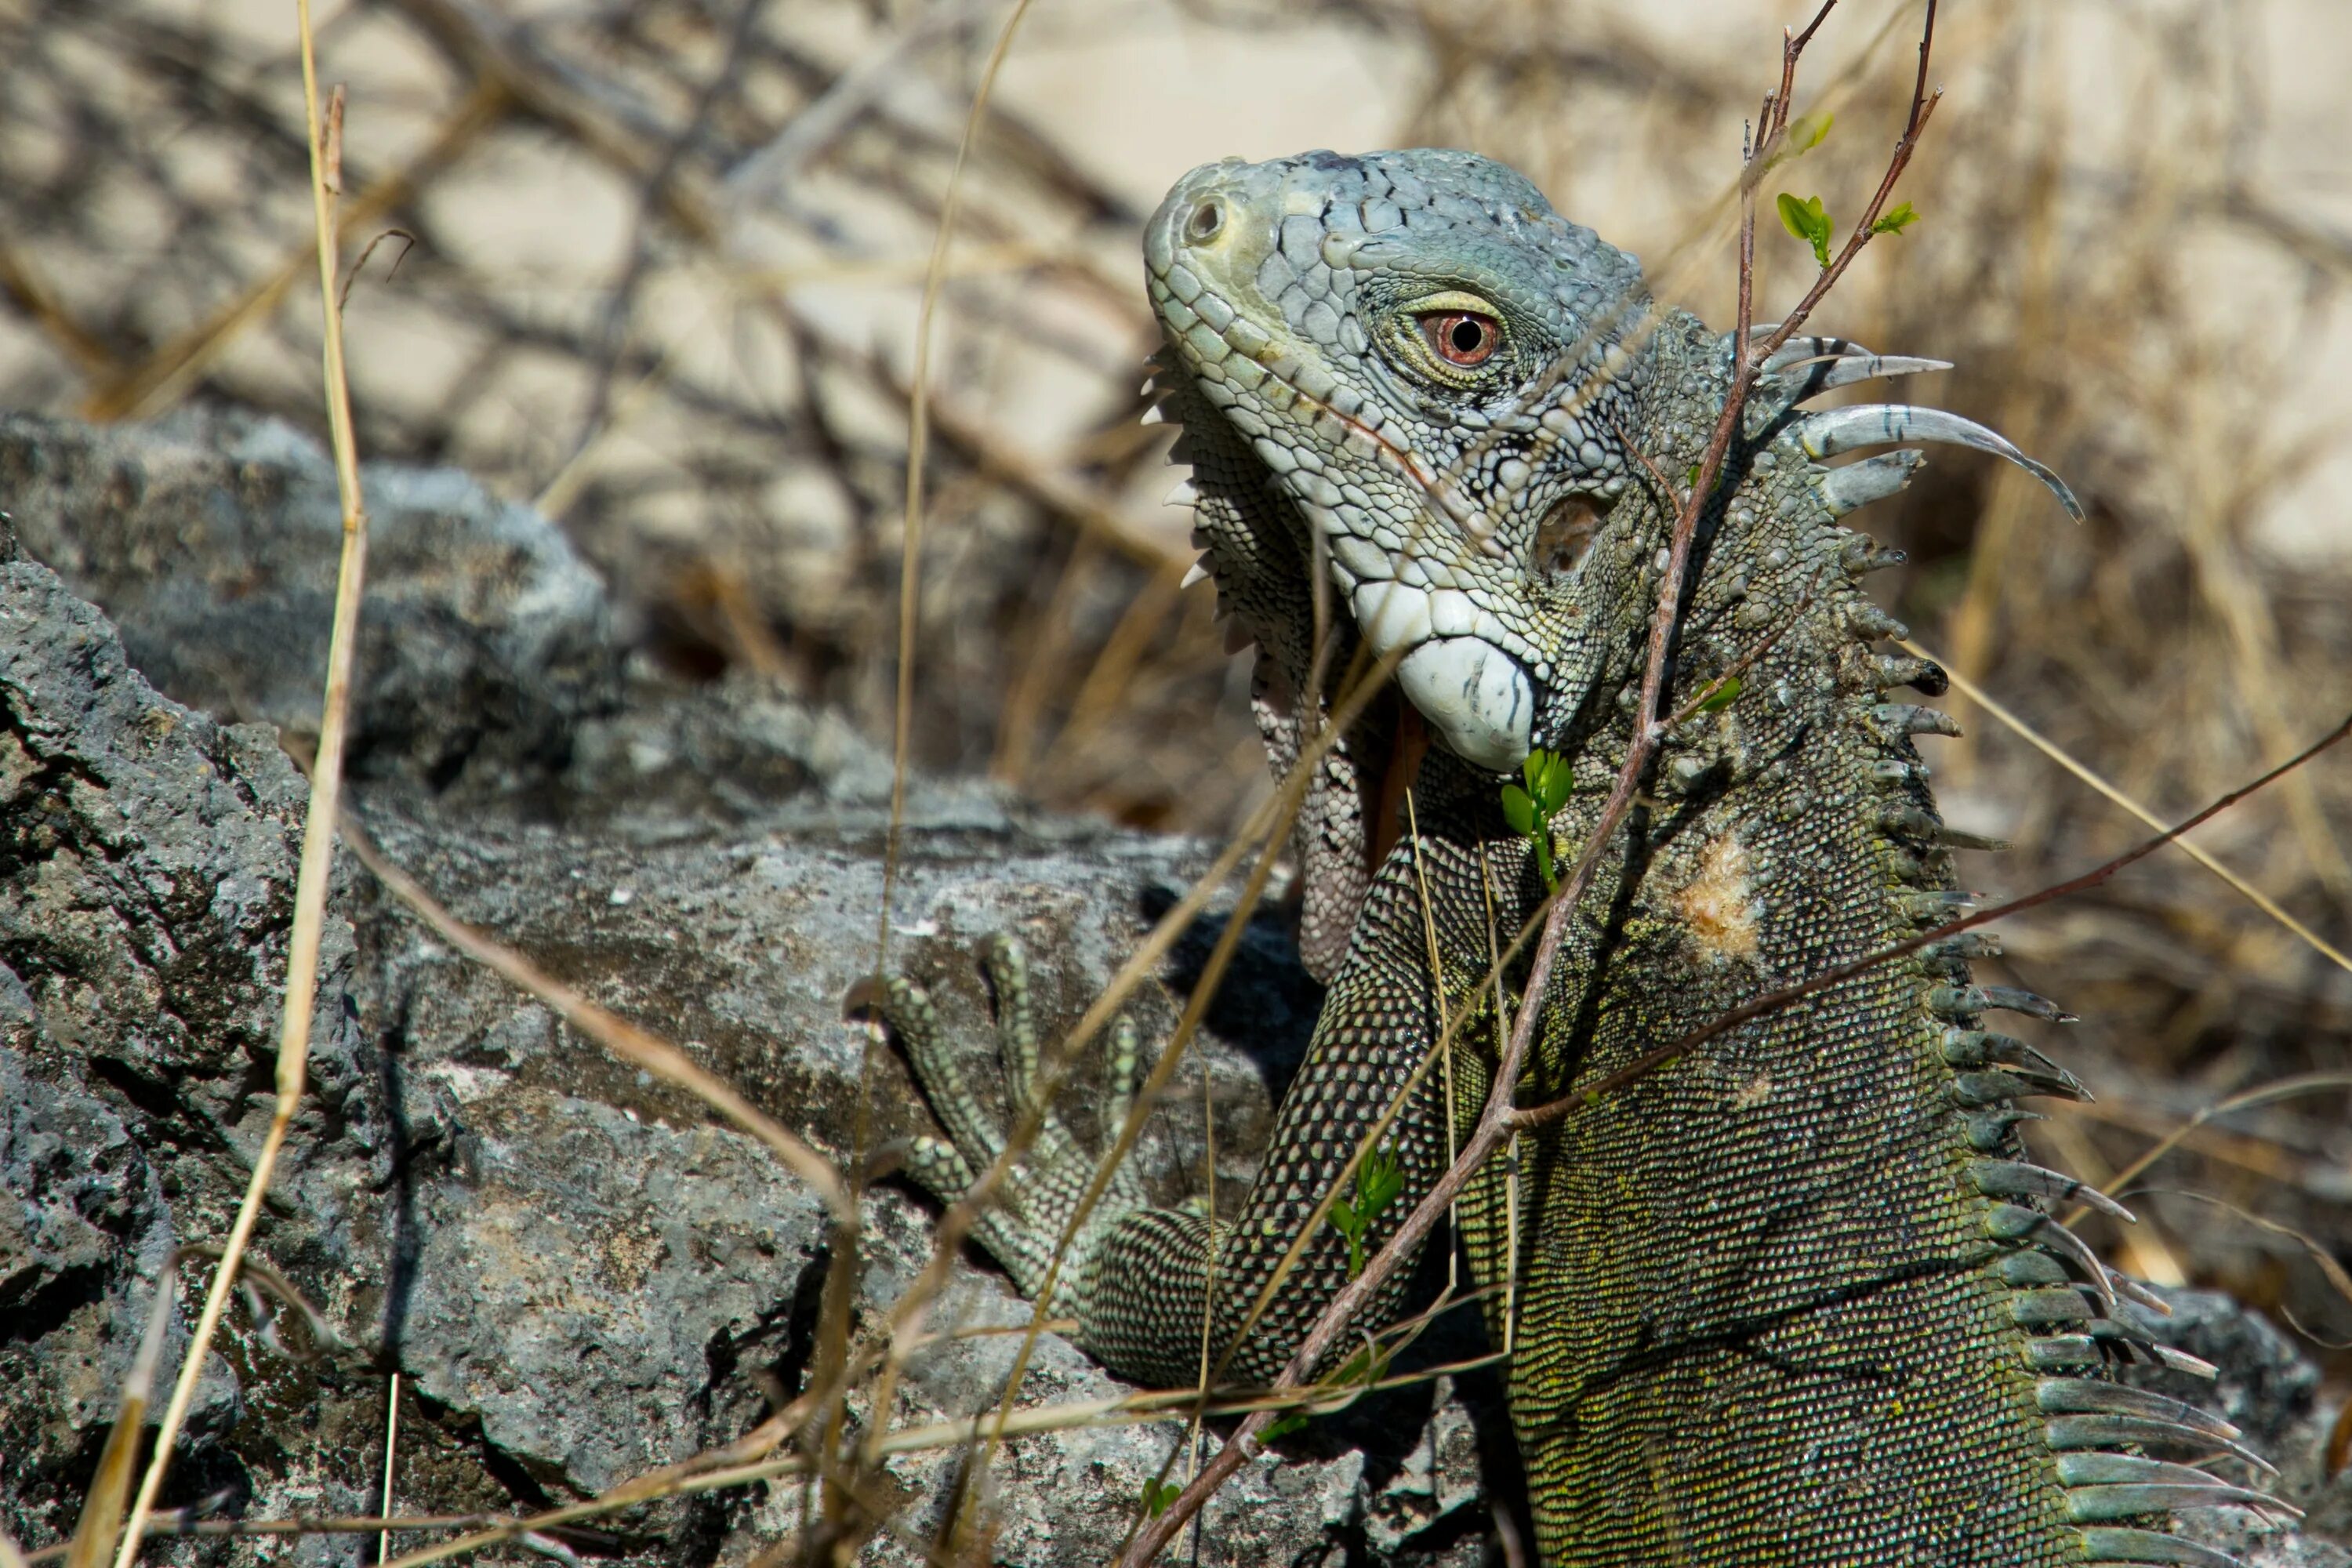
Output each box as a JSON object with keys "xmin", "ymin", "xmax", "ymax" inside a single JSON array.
[
  {"xmin": 1777, "ymin": 192, "xmax": 1834, "ymax": 269},
  {"xmin": 1684, "ymin": 463, "xmax": 1702, "ymax": 492},
  {"xmin": 1775, "ymin": 191, "xmax": 1824, "ymax": 243},
  {"xmin": 1262, "ymin": 1411, "xmax": 1311, "ymax": 1442},
  {"xmin": 1141, "ymin": 1479, "xmax": 1177, "ymax": 1518},
  {"xmin": 1327, "ymin": 1147, "xmax": 1405, "ymax": 1278},
  {"xmin": 1694, "ymin": 676, "xmax": 1742, "ymax": 714},
  {"xmin": 1500, "ymin": 785, "xmax": 1536, "ymax": 837},
  {"xmin": 1534, "ymin": 750, "xmax": 1574, "ymax": 813},
  {"xmin": 1356, "ymin": 1146, "xmax": 1405, "ymax": 1222},
  {"xmin": 1790, "ymin": 111, "xmax": 1833, "ymax": 152},
  {"xmin": 1869, "ymin": 201, "xmax": 1920, "ymax": 237}
]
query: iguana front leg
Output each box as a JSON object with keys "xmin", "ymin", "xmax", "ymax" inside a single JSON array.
[
  {"xmin": 880, "ymin": 934, "xmax": 1150, "ymax": 1309},
  {"xmin": 884, "ymin": 840, "xmax": 1508, "ymax": 1392}
]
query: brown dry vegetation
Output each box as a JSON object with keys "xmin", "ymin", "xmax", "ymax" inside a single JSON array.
[{"xmin": 2, "ymin": 0, "xmax": 2349, "ymax": 1551}]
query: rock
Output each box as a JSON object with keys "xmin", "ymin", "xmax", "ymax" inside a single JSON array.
[
  {"xmin": 2118, "ymin": 1289, "xmax": 2352, "ymax": 1565},
  {"xmin": 0, "ymin": 407, "xmax": 619, "ymax": 792},
  {"xmin": 0, "ymin": 548, "xmax": 365, "ymax": 1548},
  {"xmin": 0, "ymin": 412, "xmax": 1491, "ymax": 1566}
]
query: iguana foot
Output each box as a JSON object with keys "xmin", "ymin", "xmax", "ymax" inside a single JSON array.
[{"xmin": 877, "ymin": 934, "xmax": 1152, "ymax": 1306}]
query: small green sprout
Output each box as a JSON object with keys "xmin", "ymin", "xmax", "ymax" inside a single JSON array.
[
  {"xmin": 1776, "ymin": 192, "xmax": 1834, "ymax": 270},
  {"xmin": 1326, "ymin": 1145, "xmax": 1406, "ymax": 1278},
  {"xmin": 1870, "ymin": 201, "xmax": 1920, "ymax": 237},
  {"xmin": 1141, "ymin": 1478, "xmax": 1179, "ymax": 1517},
  {"xmin": 1788, "ymin": 111, "xmax": 1834, "ymax": 154},
  {"xmin": 1779, "ymin": 192, "xmax": 1921, "ymax": 271},
  {"xmin": 1693, "ymin": 675, "xmax": 1743, "ymax": 715},
  {"xmin": 1759, "ymin": 111, "xmax": 1833, "ymax": 176},
  {"xmin": 1501, "ymin": 746, "xmax": 1574, "ymax": 891},
  {"xmin": 1261, "ymin": 1410, "xmax": 1311, "ymax": 1442}
]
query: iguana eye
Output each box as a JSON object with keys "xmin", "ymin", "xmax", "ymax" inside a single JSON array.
[{"xmin": 1419, "ymin": 310, "xmax": 1499, "ymax": 367}]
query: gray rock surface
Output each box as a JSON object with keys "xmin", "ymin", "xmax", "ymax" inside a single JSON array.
[
  {"xmin": 2, "ymin": 412, "xmax": 2341, "ymax": 1567},
  {"xmin": 0, "ymin": 407, "xmax": 619, "ymax": 790},
  {"xmin": 0, "ymin": 543, "xmax": 370, "ymax": 1550},
  {"xmin": 2118, "ymin": 1290, "xmax": 2352, "ymax": 1566},
  {"xmin": 0, "ymin": 414, "xmax": 1492, "ymax": 1566}
]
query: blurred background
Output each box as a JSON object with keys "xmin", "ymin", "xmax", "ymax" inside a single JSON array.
[{"xmin": 2, "ymin": 0, "xmax": 2347, "ymax": 1367}]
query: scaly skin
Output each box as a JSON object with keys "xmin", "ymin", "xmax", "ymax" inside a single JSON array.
[{"xmin": 884, "ymin": 151, "xmax": 2287, "ymax": 1565}]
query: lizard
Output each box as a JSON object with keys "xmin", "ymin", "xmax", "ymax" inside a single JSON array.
[{"xmin": 877, "ymin": 148, "xmax": 2296, "ymax": 1565}]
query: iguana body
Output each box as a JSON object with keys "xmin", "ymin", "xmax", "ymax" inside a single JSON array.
[{"xmin": 887, "ymin": 150, "xmax": 2285, "ymax": 1565}]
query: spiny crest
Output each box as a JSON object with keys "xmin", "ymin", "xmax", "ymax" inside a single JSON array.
[
  {"xmin": 1741, "ymin": 329, "xmax": 2085, "ymax": 522},
  {"xmin": 1842, "ymin": 532, "xmax": 2297, "ymax": 1565}
]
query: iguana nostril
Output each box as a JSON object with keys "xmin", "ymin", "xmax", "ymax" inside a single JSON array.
[{"xmin": 1185, "ymin": 199, "xmax": 1224, "ymax": 242}]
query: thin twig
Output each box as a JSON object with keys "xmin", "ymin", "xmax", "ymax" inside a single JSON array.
[
  {"xmin": 1908, "ymin": 640, "xmax": 2352, "ymax": 975},
  {"xmin": 108, "ymin": 21, "xmax": 373, "ymax": 1567},
  {"xmin": 377, "ymin": 1374, "xmax": 401, "ymax": 1567},
  {"xmin": 2088, "ymin": 1071, "xmax": 2352, "ymax": 1214}
]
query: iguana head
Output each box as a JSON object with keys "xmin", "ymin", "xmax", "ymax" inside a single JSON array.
[
  {"xmin": 1145, "ymin": 148, "xmax": 1655, "ymax": 776},
  {"xmin": 1146, "ymin": 148, "xmax": 2080, "ymax": 979}
]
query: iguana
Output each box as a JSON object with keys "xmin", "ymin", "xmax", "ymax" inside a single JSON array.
[{"xmin": 880, "ymin": 148, "xmax": 2293, "ymax": 1565}]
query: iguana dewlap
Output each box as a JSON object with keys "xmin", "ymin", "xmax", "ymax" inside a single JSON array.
[{"xmin": 884, "ymin": 149, "xmax": 2292, "ymax": 1567}]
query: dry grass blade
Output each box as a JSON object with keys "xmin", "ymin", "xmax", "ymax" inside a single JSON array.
[
  {"xmin": 107, "ymin": 14, "xmax": 373, "ymax": 1563},
  {"xmin": 2129, "ymin": 1189, "xmax": 2352, "ymax": 1323},
  {"xmin": 2088, "ymin": 1071, "xmax": 2352, "ymax": 1211},
  {"xmin": 64, "ymin": 1258, "xmax": 177, "ymax": 1568},
  {"xmin": 853, "ymin": 12, "xmax": 1046, "ymax": 1529},
  {"xmin": 1910, "ymin": 640, "xmax": 2352, "ymax": 975},
  {"xmin": 76, "ymin": 81, "xmax": 509, "ymax": 424},
  {"xmin": 373, "ymin": 1384, "xmax": 824, "ymax": 1568},
  {"xmin": 174, "ymin": 1244, "xmax": 350, "ymax": 1360},
  {"xmin": 879, "ymin": 0, "xmax": 1040, "ymax": 976},
  {"xmin": 337, "ymin": 816, "xmax": 853, "ymax": 1221}
]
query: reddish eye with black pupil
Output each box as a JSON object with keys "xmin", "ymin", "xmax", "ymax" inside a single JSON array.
[{"xmin": 1421, "ymin": 311, "xmax": 1499, "ymax": 367}]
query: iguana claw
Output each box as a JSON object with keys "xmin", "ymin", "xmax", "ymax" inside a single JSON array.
[{"xmin": 876, "ymin": 935, "xmax": 1152, "ymax": 1307}]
